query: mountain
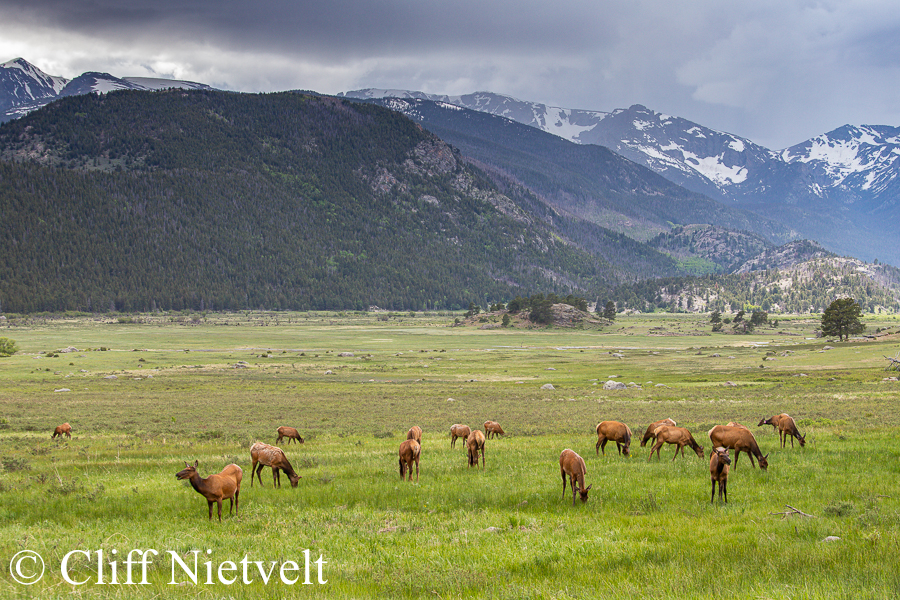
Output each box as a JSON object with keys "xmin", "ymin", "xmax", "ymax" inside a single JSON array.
[
  {"xmin": 0, "ymin": 88, "xmax": 691, "ymax": 313},
  {"xmin": 647, "ymin": 225, "xmax": 774, "ymax": 274},
  {"xmin": 347, "ymin": 96, "xmax": 796, "ymax": 245},
  {"xmin": 0, "ymin": 58, "xmax": 212, "ymax": 123},
  {"xmin": 341, "ymin": 90, "xmax": 899, "ymax": 264}
]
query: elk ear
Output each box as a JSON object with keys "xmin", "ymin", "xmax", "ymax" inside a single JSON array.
[
  {"xmin": 193, "ymin": 459, "xmax": 199, "ymax": 468},
  {"xmin": 763, "ymin": 454, "xmax": 769, "ymax": 460},
  {"xmin": 585, "ymin": 484, "xmax": 592, "ymax": 491}
]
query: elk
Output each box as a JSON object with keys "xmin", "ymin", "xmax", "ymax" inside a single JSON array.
[
  {"xmin": 483, "ymin": 421, "xmax": 505, "ymax": 439},
  {"xmin": 757, "ymin": 414, "xmax": 788, "ymax": 432},
  {"xmin": 760, "ymin": 414, "xmax": 806, "ymax": 448},
  {"xmin": 275, "ymin": 426, "xmax": 304, "ymax": 445},
  {"xmin": 450, "ymin": 424, "xmax": 471, "ymax": 448},
  {"xmin": 51, "ymin": 423, "xmax": 72, "ymax": 439},
  {"xmin": 640, "ymin": 418, "xmax": 676, "ymax": 447},
  {"xmin": 467, "ymin": 430, "xmax": 486, "ymax": 469},
  {"xmin": 726, "ymin": 421, "xmax": 749, "ymax": 429},
  {"xmin": 559, "ymin": 449, "xmax": 592, "ymax": 506},
  {"xmin": 595, "ymin": 421, "xmax": 632, "ymax": 456},
  {"xmin": 399, "ymin": 439, "xmax": 420, "ymax": 482},
  {"xmin": 175, "ymin": 460, "xmax": 243, "ymax": 521},
  {"xmin": 709, "ymin": 447, "xmax": 731, "ymax": 504},
  {"xmin": 708, "ymin": 425, "xmax": 769, "ymax": 470},
  {"xmin": 406, "ymin": 425, "xmax": 422, "ymax": 444},
  {"xmin": 250, "ymin": 442, "xmax": 301, "ymax": 488},
  {"xmin": 648, "ymin": 425, "xmax": 704, "ymax": 462}
]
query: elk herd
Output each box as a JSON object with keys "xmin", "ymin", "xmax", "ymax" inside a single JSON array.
[{"xmin": 50, "ymin": 410, "xmax": 806, "ymax": 520}]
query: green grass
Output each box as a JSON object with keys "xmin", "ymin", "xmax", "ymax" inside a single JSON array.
[{"xmin": 0, "ymin": 312, "xmax": 899, "ymax": 598}]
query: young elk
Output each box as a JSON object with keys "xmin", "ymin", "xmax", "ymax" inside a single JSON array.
[
  {"xmin": 757, "ymin": 414, "xmax": 788, "ymax": 432},
  {"xmin": 275, "ymin": 426, "xmax": 304, "ymax": 445},
  {"xmin": 250, "ymin": 442, "xmax": 301, "ymax": 488},
  {"xmin": 398, "ymin": 439, "xmax": 421, "ymax": 482},
  {"xmin": 648, "ymin": 425, "xmax": 704, "ymax": 462},
  {"xmin": 407, "ymin": 426, "xmax": 422, "ymax": 444},
  {"xmin": 450, "ymin": 424, "xmax": 471, "ymax": 448},
  {"xmin": 708, "ymin": 425, "xmax": 769, "ymax": 470},
  {"xmin": 175, "ymin": 460, "xmax": 243, "ymax": 521},
  {"xmin": 640, "ymin": 418, "xmax": 676, "ymax": 447},
  {"xmin": 595, "ymin": 421, "xmax": 632, "ymax": 456},
  {"xmin": 709, "ymin": 447, "xmax": 731, "ymax": 504},
  {"xmin": 51, "ymin": 422, "xmax": 72, "ymax": 439},
  {"xmin": 467, "ymin": 430, "xmax": 486, "ymax": 469},
  {"xmin": 760, "ymin": 414, "xmax": 805, "ymax": 448},
  {"xmin": 559, "ymin": 449, "xmax": 592, "ymax": 506},
  {"xmin": 483, "ymin": 421, "xmax": 505, "ymax": 439}
]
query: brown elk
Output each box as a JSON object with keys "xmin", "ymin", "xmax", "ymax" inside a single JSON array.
[
  {"xmin": 399, "ymin": 439, "xmax": 420, "ymax": 482},
  {"xmin": 175, "ymin": 460, "xmax": 243, "ymax": 521},
  {"xmin": 406, "ymin": 426, "xmax": 422, "ymax": 444},
  {"xmin": 51, "ymin": 422, "xmax": 72, "ymax": 439},
  {"xmin": 757, "ymin": 413, "xmax": 788, "ymax": 432},
  {"xmin": 648, "ymin": 425, "xmax": 705, "ymax": 461},
  {"xmin": 595, "ymin": 421, "xmax": 632, "ymax": 456},
  {"xmin": 275, "ymin": 426, "xmax": 304, "ymax": 445},
  {"xmin": 726, "ymin": 421, "xmax": 750, "ymax": 429},
  {"xmin": 483, "ymin": 421, "xmax": 505, "ymax": 439},
  {"xmin": 250, "ymin": 442, "xmax": 301, "ymax": 488},
  {"xmin": 640, "ymin": 418, "xmax": 676, "ymax": 447},
  {"xmin": 467, "ymin": 430, "xmax": 486, "ymax": 469},
  {"xmin": 450, "ymin": 424, "xmax": 471, "ymax": 448},
  {"xmin": 759, "ymin": 414, "xmax": 805, "ymax": 448},
  {"xmin": 708, "ymin": 425, "xmax": 769, "ymax": 470},
  {"xmin": 709, "ymin": 447, "xmax": 731, "ymax": 504},
  {"xmin": 559, "ymin": 449, "xmax": 592, "ymax": 506}
]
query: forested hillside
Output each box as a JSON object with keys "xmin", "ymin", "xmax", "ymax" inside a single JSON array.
[
  {"xmin": 609, "ymin": 257, "xmax": 900, "ymax": 314},
  {"xmin": 0, "ymin": 89, "xmax": 683, "ymax": 313}
]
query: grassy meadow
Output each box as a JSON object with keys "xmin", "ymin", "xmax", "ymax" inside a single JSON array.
[{"xmin": 0, "ymin": 311, "xmax": 899, "ymax": 599}]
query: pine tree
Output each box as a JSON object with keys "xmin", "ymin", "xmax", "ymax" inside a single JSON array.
[{"xmin": 821, "ymin": 298, "xmax": 865, "ymax": 341}]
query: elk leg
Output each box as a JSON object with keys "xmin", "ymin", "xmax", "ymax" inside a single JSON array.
[
  {"xmin": 208, "ymin": 500, "xmax": 214, "ymax": 520},
  {"xmin": 710, "ymin": 479, "xmax": 715, "ymax": 504}
]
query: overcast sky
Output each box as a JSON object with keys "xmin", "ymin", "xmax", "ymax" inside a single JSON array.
[{"xmin": 2, "ymin": 0, "xmax": 898, "ymax": 149}]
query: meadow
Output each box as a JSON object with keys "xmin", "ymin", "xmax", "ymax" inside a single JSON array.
[{"xmin": 0, "ymin": 311, "xmax": 899, "ymax": 599}]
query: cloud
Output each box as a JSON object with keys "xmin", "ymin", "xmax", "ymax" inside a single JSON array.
[{"xmin": 1, "ymin": 0, "xmax": 899, "ymax": 148}]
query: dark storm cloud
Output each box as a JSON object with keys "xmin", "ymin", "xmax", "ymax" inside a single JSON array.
[{"xmin": 1, "ymin": 0, "xmax": 899, "ymax": 149}]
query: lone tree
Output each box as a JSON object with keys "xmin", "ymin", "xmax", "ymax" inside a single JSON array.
[
  {"xmin": 601, "ymin": 300, "xmax": 617, "ymax": 321},
  {"xmin": 821, "ymin": 298, "xmax": 865, "ymax": 341}
]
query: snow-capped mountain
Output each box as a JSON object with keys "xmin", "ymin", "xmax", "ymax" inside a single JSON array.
[
  {"xmin": 0, "ymin": 58, "xmax": 213, "ymax": 122},
  {"xmin": 0, "ymin": 58, "xmax": 68, "ymax": 114},
  {"xmin": 341, "ymin": 89, "xmax": 900, "ymax": 217},
  {"xmin": 782, "ymin": 125, "xmax": 900, "ymax": 213}
]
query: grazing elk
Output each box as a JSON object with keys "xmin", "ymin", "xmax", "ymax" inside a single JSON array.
[
  {"xmin": 450, "ymin": 424, "xmax": 471, "ymax": 448},
  {"xmin": 467, "ymin": 430, "xmax": 486, "ymax": 469},
  {"xmin": 708, "ymin": 425, "xmax": 769, "ymax": 471},
  {"xmin": 407, "ymin": 425, "xmax": 422, "ymax": 444},
  {"xmin": 399, "ymin": 439, "xmax": 420, "ymax": 482},
  {"xmin": 275, "ymin": 426, "xmax": 304, "ymax": 445},
  {"xmin": 250, "ymin": 442, "xmax": 301, "ymax": 488},
  {"xmin": 559, "ymin": 449, "xmax": 592, "ymax": 506},
  {"xmin": 175, "ymin": 460, "xmax": 243, "ymax": 521},
  {"xmin": 51, "ymin": 423, "xmax": 72, "ymax": 439},
  {"xmin": 648, "ymin": 425, "xmax": 705, "ymax": 462},
  {"xmin": 759, "ymin": 414, "xmax": 806, "ymax": 448},
  {"xmin": 595, "ymin": 421, "xmax": 632, "ymax": 456},
  {"xmin": 709, "ymin": 447, "xmax": 731, "ymax": 504},
  {"xmin": 483, "ymin": 421, "xmax": 505, "ymax": 439},
  {"xmin": 640, "ymin": 418, "xmax": 676, "ymax": 447}
]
